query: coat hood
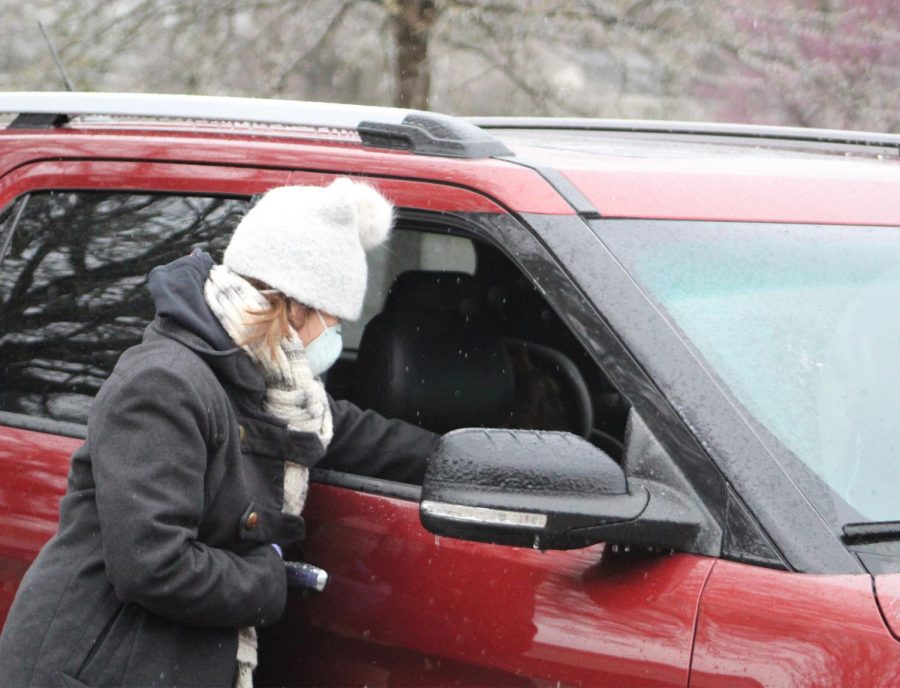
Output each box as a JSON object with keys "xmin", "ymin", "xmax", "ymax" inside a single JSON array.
[
  {"xmin": 148, "ymin": 250, "xmax": 234, "ymax": 352},
  {"xmin": 147, "ymin": 250, "xmax": 265, "ymax": 397}
]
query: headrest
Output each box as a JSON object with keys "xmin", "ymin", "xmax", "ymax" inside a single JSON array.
[
  {"xmin": 353, "ymin": 271, "xmax": 513, "ymax": 434},
  {"xmin": 383, "ymin": 270, "xmax": 481, "ymax": 318}
]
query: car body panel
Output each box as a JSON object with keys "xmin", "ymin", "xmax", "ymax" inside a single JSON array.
[
  {"xmin": 0, "ymin": 425, "xmax": 713, "ymax": 688},
  {"xmin": 489, "ymin": 132, "xmax": 900, "ymax": 225},
  {"xmin": 0, "ymin": 156, "xmax": 521, "ymax": 219},
  {"xmin": 258, "ymin": 483, "xmax": 715, "ymax": 688},
  {"xmin": 0, "ymin": 159, "xmax": 292, "ymax": 206},
  {"xmin": 873, "ymin": 574, "xmax": 900, "ymax": 640},
  {"xmin": 690, "ymin": 559, "xmax": 900, "ymax": 686},
  {"xmin": 0, "ymin": 130, "xmax": 573, "ymax": 215},
  {"xmin": 561, "ymin": 161, "xmax": 900, "ymax": 225},
  {"xmin": 0, "ymin": 425, "xmax": 77, "ymax": 622}
]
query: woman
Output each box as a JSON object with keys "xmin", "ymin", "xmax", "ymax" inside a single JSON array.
[{"xmin": 0, "ymin": 178, "xmax": 437, "ymax": 687}]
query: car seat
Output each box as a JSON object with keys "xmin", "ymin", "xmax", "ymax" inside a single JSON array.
[{"xmin": 352, "ymin": 270, "xmax": 514, "ymax": 434}]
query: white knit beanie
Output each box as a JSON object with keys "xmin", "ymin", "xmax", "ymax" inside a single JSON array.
[{"xmin": 223, "ymin": 177, "xmax": 394, "ymax": 321}]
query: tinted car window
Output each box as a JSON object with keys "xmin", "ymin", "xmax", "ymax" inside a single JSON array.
[
  {"xmin": 348, "ymin": 230, "xmax": 476, "ymax": 349},
  {"xmin": 0, "ymin": 192, "xmax": 248, "ymax": 424}
]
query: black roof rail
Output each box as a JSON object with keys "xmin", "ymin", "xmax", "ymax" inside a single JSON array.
[
  {"xmin": 358, "ymin": 114, "xmax": 512, "ymax": 158},
  {"xmin": 469, "ymin": 117, "xmax": 900, "ymax": 155},
  {"xmin": 0, "ymin": 92, "xmax": 512, "ymax": 159}
]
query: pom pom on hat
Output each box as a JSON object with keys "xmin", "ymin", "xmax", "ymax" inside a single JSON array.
[
  {"xmin": 223, "ymin": 178, "xmax": 394, "ymax": 321},
  {"xmin": 330, "ymin": 177, "xmax": 394, "ymax": 250}
]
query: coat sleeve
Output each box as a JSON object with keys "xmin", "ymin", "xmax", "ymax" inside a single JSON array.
[
  {"xmin": 319, "ymin": 397, "xmax": 439, "ymax": 484},
  {"xmin": 90, "ymin": 355, "xmax": 286, "ymax": 629}
]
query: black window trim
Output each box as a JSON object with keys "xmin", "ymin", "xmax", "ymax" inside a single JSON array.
[
  {"xmin": 0, "ymin": 194, "xmax": 29, "ymax": 263},
  {"xmin": 0, "ymin": 409, "xmax": 86, "ymax": 440},
  {"xmin": 311, "ymin": 468, "xmax": 421, "ymax": 501}
]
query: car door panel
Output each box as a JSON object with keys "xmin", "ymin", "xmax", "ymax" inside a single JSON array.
[
  {"xmin": 0, "ymin": 425, "xmax": 78, "ymax": 623},
  {"xmin": 0, "ymin": 160, "xmax": 291, "ymax": 625},
  {"xmin": 258, "ymin": 482, "xmax": 715, "ymax": 687}
]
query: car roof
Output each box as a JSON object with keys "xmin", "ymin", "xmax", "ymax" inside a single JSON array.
[
  {"xmin": 476, "ymin": 123, "xmax": 900, "ymax": 226},
  {"xmin": 2, "ymin": 92, "xmax": 899, "ymax": 225}
]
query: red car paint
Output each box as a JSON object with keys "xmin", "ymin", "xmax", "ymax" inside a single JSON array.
[
  {"xmin": 560, "ymin": 162, "xmax": 900, "ymax": 225},
  {"xmin": 0, "ymin": 159, "xmax": 511, "ymax": 219},
  {"xmin": 0, "ymin": 431, "xmax": 712, "ymax": 687},
  {"xmin": 873, "ymin": 575, "xmax": 900, "ymax": 641},
  {"xmin": 690, "ymin": 560, "xmax": 900, "ymax": 686},
  {"xmin": 0, "ymin": 428, "xmax": 76, "ymax": 621},
  {"xmin": 259, "ymin": 485, "xmax": 714, "ymax": 687},
  {"xmin": 2, "ymin": 112, "xmax": 900, "ymax": 686},
  {"xmin": 0, "ymin": 132, "xmax": 572, "ymax": 215},
  {"xmin": 479, "ymin": 135, "xmax": 900, "ymax": 225}
]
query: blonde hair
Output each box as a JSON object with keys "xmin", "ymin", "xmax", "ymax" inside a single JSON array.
[{"xmin": 240, "ymin": 278, "xmax": 307, "ymax": 361}]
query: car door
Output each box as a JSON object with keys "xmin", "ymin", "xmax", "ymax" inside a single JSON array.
[
  {"xmin": 0, "ymin": 160, "xmax": 290, "ymax": 623},
  {"xmin": 256, "ymin": 175, "xmax": 721, "ymax": 687}
]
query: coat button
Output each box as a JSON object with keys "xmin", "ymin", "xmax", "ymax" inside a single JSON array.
[
  {"xmin": 245, "ymin": 511, "xmax": 259, "ymax": 529},
  {"xmin": 238, "ymin": 425, "xmax": 247, "ymax": 442}
]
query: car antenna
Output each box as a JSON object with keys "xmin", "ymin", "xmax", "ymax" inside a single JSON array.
[{"xmin": 38, "ymin": 21, "xmax": 76, "ymax": 92}]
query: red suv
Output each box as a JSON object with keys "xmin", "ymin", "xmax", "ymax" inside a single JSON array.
[{"xmin": 2, "ymin": 92, "xmax": 900, "ymax": 687}]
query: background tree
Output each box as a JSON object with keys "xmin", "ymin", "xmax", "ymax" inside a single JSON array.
[
  {"xmin": 0, "ymin": 0, "xmax": 896, "ymax": 131},
  {"xmin": 689, "ymin": 0, "xmax": 899, "ymax": 132}
]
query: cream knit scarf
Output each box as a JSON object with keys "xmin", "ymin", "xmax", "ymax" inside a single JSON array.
[{"xmin": 204, "ymin": 265, "xmax": 333, "ymax": 688}]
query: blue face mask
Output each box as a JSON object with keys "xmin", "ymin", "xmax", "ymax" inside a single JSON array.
[{"xmin": 305, "ymin": 310, "xmax": 343, "ymax": 377}]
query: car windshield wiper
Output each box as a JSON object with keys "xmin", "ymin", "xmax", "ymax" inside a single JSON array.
[{"xmin": 842, "ymin": 521, "xmax": 900, "ymax": 545}]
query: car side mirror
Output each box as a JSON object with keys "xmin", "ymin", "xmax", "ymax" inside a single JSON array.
[{"xmin": 420, "ymin": 428, "xmax": 703, "ymax": 551}]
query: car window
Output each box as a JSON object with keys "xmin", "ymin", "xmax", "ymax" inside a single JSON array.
[
  {"xmin": 0, "ymin": 194, "xmax": 630, "ymax": 471},
  {"xmin": 0, "ymin": 191, "xmax": 248, "ymax": 425},
  {"xmin": 348, "ymin": 231, "xmax": 476, "ymax": 349},
  {"xmin": 332, "ymin": 224, "xmax": 630, "ymax": 465},
  {"xmin": 599, "ymin": 219, "xmax": 900, "ymax": 524}
]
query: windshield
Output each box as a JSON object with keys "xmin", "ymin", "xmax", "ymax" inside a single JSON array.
[{"xmin": 598, "ymin": 220, "xmax": 900, "ymax": 523}]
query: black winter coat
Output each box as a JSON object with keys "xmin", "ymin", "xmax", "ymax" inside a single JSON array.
[{"xmin": 0, "ymin": 253, "xmax": 435, "ymax": 688}]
